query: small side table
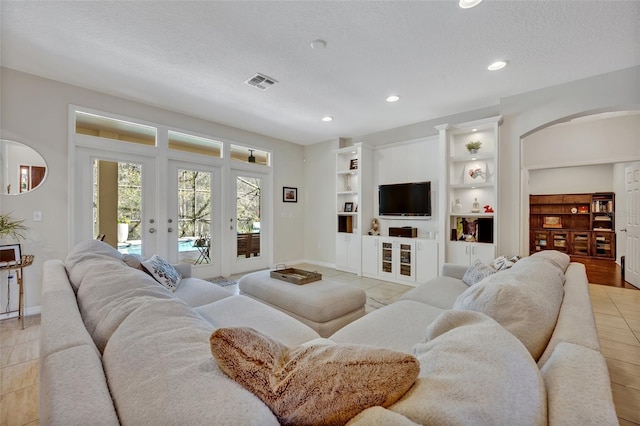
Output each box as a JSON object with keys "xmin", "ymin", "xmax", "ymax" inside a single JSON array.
[
  {"xmin": 0, "ymin": 255, "xmax": 33, "ymax": 329},
  {"xmin": 193, "ymin": 239, "xmax": 211, "ymax": 265}
]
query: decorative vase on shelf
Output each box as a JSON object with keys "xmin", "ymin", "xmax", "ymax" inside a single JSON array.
[
  {"xmin": 452, "ymin": 199, "xmax": 463, "ymax": 213},
  {"xmin": 344, "ymin": 174, "xmax": 352, "ymax": 191},
  {"xmin": 471, "ymin": 198, "xmax": 480, "ymax": 213}
]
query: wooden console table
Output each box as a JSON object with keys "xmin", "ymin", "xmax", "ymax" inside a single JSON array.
[{"xmin": 0, "ymin": 254, "xmax": 33, "ymax": 329}]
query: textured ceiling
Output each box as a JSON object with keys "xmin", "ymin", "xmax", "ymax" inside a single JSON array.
[{"xmin": 1, "ymin": 1, "xmax": 639, "ymax": 145}]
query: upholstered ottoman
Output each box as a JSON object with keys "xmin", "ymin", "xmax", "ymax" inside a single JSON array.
[{"xmin": 238, "ymin": 270, "xmax": 367, "ymax": 337}]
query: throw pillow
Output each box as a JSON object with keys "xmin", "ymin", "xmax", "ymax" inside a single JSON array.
[
  {"xmin": 492, "ymin": 255, "xmax": 516, "ymax": 271},
  {"xmin": 122, "ymin": 253, "xmax": 146, "ymax": 271},
  {"xmin": 141, "ymin": 255, "xmax": 182, "ymax": 291},
  {"xmin": 389, "ymin": 310, "xmax": 546, "ymax": 425},
  {"xmin": 210, "ymin": 327, "xmax": 419, "ymax": 426},
  {"xmin": 461, "ymin": 259, "xmax": 495, "ymax": 286}
]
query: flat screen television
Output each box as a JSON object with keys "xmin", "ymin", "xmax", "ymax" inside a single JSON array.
[{"xmin": 378, "ymin": 181, "xmax": 431, "ymax": 218}]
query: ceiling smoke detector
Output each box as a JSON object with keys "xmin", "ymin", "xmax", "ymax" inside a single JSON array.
[{"xmin": 245, "ymin": 73, "xmax": 278, "ymax": 90}]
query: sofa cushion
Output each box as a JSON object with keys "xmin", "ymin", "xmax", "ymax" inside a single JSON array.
[
  {"xmin": 40, "ymin": 345, "xmax": 120, "ymax": 426},
  {"xmin": 347, "ymin": 407, "xmax": 419, "ymax": 425},
  {"xmin": 65, "ymin": 240, "xmax": 125, "ymax": 292},
  {"xmin": 330, "ymin": 300, "xmax": 444, "ymax": 354},
  {"xmin": 541, "ymin": 342, "xmax": 618, "ymax": 425},
  {"xmin": 173, "ymin": 277, "xmax": 233, "ymax": 307},
  {"xmin": 74, "ymin": 257, "xmax": 174, "ymax": 352},
  {"xmin": 461, "ymin": 259, "xmax": 496, "ymax": 285},
  {"xmin": 389, "ymin": 310, "xmax": 546, "ymax": 426},
  {"xmin": 537, "ymin": 263, "xmax": 601, "ymax": 367},
  {"xmin": 400, "ymin": 276, "xmax": 468, "ymax": 310},
  {"xmin": 196, "ymin": 295, "xmax": 320, "ymax": 347},
  {"xmin": 40, "ymin": 260, "xmax": 101, "ymax": 359},
  {"xmin": 453, "ymin": 255, "xmax": 564, "ymax": 360},
  {"xmin": 141, "ymin": 254, "xmax": 182, "ymax": 291},
  {"xmin": 103, "ymin": 299, "xmax": 280, "ymax": 425},
  {"xmin": 530, "ymin": 250, "xmax": 570, "ymax": 273},
  {"xmin": 210, "ymin": 327, "xmax": 419, "ymax": 426}
]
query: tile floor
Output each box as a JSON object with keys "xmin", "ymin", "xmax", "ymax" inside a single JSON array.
[{"xmin": 1, "ymin": 267, "xmax": 639, "ymax": 425}]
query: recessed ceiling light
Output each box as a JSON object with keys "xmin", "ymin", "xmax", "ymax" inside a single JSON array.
[
  {"xmin": 311, "ymin": 39, "xmax": 327, "ymax": 49},
  {"xmin": 459, "ymin": 0, "xmax": 483, "ymax": 9},
  {"xmin": 472, "ymin": 128, "xmax": 478, "ymax": 132},
  {"xmin": 488, "ymin": 60, "xmax": 508, "ymax": 71},
  {"xmin": 322, "ymin": 116, "xmax": 333, "ymax": 122},
  {"xmin": 386, "ymin": 95, "xmax": 400, "ymax": 103}
]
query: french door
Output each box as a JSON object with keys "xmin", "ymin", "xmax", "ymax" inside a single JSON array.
[
  {"xmin": 74, "ymin": 148, "xmax": 157, "ymax": 256},
  {"xmin": 624, "ymin": 163, "xmax": 640, "ymax": 288},
  {"xmin": 230, "ymin": 170, "xmax": 270, "ymax": 274},
  {"xmin": 167, "ymin": 160, "xmax": 221, "ymax": 278}
]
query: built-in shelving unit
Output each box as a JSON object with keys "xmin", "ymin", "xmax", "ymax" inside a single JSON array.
[
  {"xmin": 437, "ymin": 116, "xmax": 502, "ymax": 266},
  {"xmin": 335, "ymin": 143, "xmax": 373, "ymax": 275},
  {"xmin": 529, "ymin": 192, "xmax": 615, "ymax": 259}
]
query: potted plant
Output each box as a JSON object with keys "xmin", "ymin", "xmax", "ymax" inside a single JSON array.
[
  {"xmin": 117, "ymin": 216, "xmax": 130, "ymax": 243},
  {"xmin": 465, "ymin": 141, "xmax": 482, "ymax": 154},
  {"xmin": 0, "ymin": 213, "xmax": 27, "ymax": 242}
]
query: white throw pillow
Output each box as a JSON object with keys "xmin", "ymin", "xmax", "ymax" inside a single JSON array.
[
  {"xmin": 461, "ymin": 259, "xmax": 495, "ymax": 286},
  {"xmin": 389, "ymin": 310, "xmax": 546, "ymax": 425},
  {"xmin": 142, "ymin": 255, "xmax": 182, "ymax": 291}
]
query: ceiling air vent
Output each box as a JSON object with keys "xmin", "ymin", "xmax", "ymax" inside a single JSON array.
[{"xmin": 245, "ymin": 73, "xmax": 278, "ymax": 90}]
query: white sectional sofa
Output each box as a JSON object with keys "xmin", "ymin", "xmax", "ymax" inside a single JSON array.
[{"xmin": 39, "ymin": 240, "xmax": 618, "ymax": 425}]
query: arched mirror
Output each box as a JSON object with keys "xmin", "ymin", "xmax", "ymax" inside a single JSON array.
[{"xmin": 0, "ymin": 139, "xmax": 47, "ymax": 195}]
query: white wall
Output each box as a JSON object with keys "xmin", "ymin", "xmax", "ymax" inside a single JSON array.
[
  {"xmin": 523, "ymin": 114, "xmax": 640, "ymax": 169},
  {"xmin": 374, "ymin": 137, "xmax": 440, "ymax": 239},
  {"xmin": 0, "ymin": 67, "xmax": 305, "ymax": 312},
  {"xmin": 528, "ymin": 164, "xmax": 614, "ymax": 195},
  {"xmin": 303, "ymin": 139, "xmax": 338, "ymax": 265}
]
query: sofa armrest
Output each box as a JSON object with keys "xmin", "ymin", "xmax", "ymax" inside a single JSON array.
[
  {"xmin": 441, "ymin": 263, "xmax": 468, "ymax": 280},
  {"xmin": 173, "ymin": 263, "xmax": 192, "ymax": 278}
]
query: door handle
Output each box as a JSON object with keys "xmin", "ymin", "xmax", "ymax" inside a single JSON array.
[
  {"xmin": 149, "ymin": 228, "xmax": 156, "ymax": 233},
  {"xmin": 168, "ymin": 228, "xmax": 173, "ymax": 233},
  {"xmin": 620, "ymin": 228, "xmax": 627, "ymax": 232}
]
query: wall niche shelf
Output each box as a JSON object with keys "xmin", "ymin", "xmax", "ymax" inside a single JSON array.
[
  {"xmin": 437, "ymin": 115, "xmax": 502, "ymax": 266},
  {"xmin": 335, "ymin": 143, "xmax": 373, "ymax": 275}
]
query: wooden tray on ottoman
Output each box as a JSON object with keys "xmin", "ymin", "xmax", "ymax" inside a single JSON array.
[{"xmin": 270, "ymin": 268, "xmax": 322, "ymax": 285}]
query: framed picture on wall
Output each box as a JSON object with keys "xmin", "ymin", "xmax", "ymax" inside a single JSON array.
[
  {"xmin": 283, "ymin": 187, "xmax": 297, "ymax": 203},
  {"xmin": 0, "ymin": 244, "xmax": 21, "ymax": 264}
]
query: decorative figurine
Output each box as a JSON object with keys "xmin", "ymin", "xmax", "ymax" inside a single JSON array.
[
  {"xmin": 484, "ymin": 205, "xmax": 494, "ymax": 213},
  {"xmin": 368, "ymin": 218, "xmax": 380, "ymax": 236},
  {"xmin": 471, "ymin": 197, "xmax": 480, "ymax": 213}
]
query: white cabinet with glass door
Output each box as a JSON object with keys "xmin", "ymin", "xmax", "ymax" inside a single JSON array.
[{"xmin": 378, "ymin": 237, "xmax": 416, "ymax": 284}]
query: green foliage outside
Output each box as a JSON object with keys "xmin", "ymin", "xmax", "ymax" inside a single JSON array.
[{"xmin": 236, "ymin": 176, "xmax": 261, "ymax": 233}]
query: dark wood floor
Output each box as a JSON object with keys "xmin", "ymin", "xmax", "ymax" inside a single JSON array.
[{"xmin": 570, "ymin": 257, "xmax": 638, "ymax": 290}]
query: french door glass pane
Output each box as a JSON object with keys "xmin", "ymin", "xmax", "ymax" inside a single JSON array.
[
  {"xmin": 236, "ymin": 176, "xmax": 261, "ymax": 259},
  {"xmin": 177, "ymin": 169, "xmax": 212, "ymax": 265},
  {"xmin": 92, "ymin": 160, "xmax": 143, "ymax": 253}
]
